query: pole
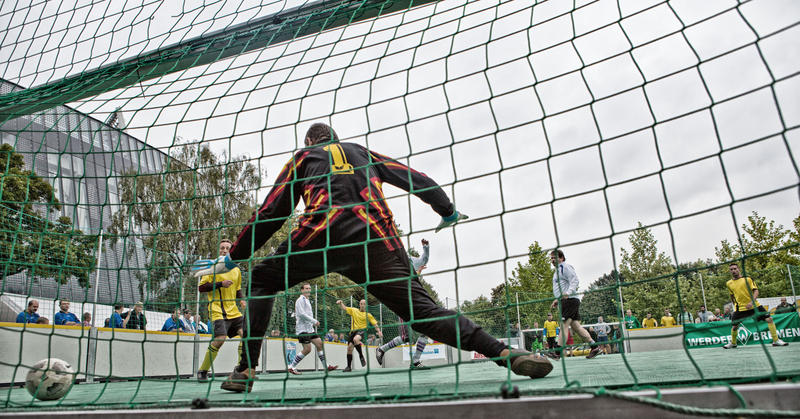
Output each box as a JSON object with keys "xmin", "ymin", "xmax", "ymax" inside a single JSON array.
[
  {"xmin": 193, "ymin": 273, "xmax": 201, "ymax": 377},
  {"xmin": 515, "ymin": 293, "xmax": 522, "ymax": 348},
  {"xmin": 699, "ymin": 273, "xmax": 707, "ymax": 310},
  {"xmin": 314, "ymin": 285, "xmax": 319, "ymax": 371},
  {"xmin": 788, "ymin": 264, "xmax": 797, "ymax": 305},
  {"xmin": 87, "ymin": 231, "xmax": 104, "ymax": 383}
]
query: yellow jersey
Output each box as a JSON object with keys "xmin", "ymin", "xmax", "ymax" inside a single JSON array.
[
  {"xmin": 345, "ymin": 306, "xmax": 377, "ymax": 331},
  {"xmin": 726, "ymin": 276, "xmax": 760, "ymax": 312},
  {"xmin": 661, "ymin": 316, "xmax": 676, "ymax": 327},
  {"xmin": 543, "ymin": 320, "xmax": 558, "ymax": 338},
  {"xmin": 199, "ymin": 267, "xmax": 243, "ymax": 321},
  {"xmin": 643, "ymin": 318, "xmax": 658, "ymax": 328}
]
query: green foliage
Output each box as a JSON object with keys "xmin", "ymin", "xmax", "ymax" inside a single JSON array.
[
  {"xmin": 108, "ymin": 142, "xmax": 264, "ymax": 308},
  {"xmin": 580, "ymin": 270, "xmax": 622, "ymax": 323},
  {"xmin": 0, "ymin": 144, "xmax": 97, "ymax": 287}
]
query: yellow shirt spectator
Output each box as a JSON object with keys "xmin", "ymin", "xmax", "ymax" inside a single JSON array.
[
  {"xmin": 643, "ymin": 317, "xmax": 658, "ymax": 328},
  {"xmin": 199, "ymin": 268, "xmax": 243, "ymax": 321},
  {"xmin": 345, "ymin": 306, "xmax": 377, "ymax": 331},
  {"xmin": 543, "ymin": 320, "xmax": 558, "ymax": 338},
  {"xmin": 661, "ymin": 315, "xmax": 676, "ymax": 327}
]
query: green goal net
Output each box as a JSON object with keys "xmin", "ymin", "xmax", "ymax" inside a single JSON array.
[{"xmin": 0, "ymin": 0, "xmax": 799, "ymax": 414}]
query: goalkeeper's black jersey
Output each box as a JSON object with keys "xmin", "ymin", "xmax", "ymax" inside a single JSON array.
[{"xmin": 230, "ymin": 141, "xmax": 454, "ymax": 261}]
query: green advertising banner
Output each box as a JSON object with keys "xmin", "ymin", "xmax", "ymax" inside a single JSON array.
[{"xmin": 684, "ymin": 312, "xmax": 800, "ymax": 348}]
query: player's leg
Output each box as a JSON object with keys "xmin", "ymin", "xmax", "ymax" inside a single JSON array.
[
  {"xmin": 344, "ymin": 338, "xmax": 356, "ymax": 372},
  {"xmin": 349, "ymin": 244, "xmax": 552, "ymax": 379},
  {"xmin": 288, "ymin": 340, "xmax": 311, "ymax": 374},
  {"xmin": 724, "ymin": 310, "xmax": 747, "ymax": 349},
  {"xmin": 763, "ymin": 311, "xmax": 788, "ymax": 346},
  {"xmin": 377, "ymin": 321, "xmax": 408, "ymax": 366},
  {"xmin": 311, "ymin": 336, "xmax": 337, "ymax": 371},
  {"xmin": 568, "ymin": 320, "xmax": 600, "ymax": 358},
  {"xmin": 353, "ymin": 332, "xmax": 366, "ymax": 367},
  {"xmin": 411, "ymin": 335, "xmax": 427, "ymax": 367},
  {"xmin": 223, "ymin": 244, "xmax": 325, "ymax": 392},
  {"xmin": 198, "ymin": 332, "xmax": 226, "ymax": 381}
]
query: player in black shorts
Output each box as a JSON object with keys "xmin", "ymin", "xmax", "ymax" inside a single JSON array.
[
  {"xmin": 338, "ymin": 299, "xmax": 382, "ymax": 372},
  {"xmin": 547, "ymin": 250, "xmax": 600, "ymax": 360},
  {"xmin": 287, "ymin": 283, "xmax": 338, "ymax": 374}
]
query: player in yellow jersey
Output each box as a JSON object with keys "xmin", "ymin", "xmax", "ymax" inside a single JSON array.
[
  {"xmin": 337, "ymin": 299, "xmax": 382, "ymax": 372},
  {"xmin": 723, "ymin": 263, "xmax": 788, "ymax": 349},
  {"xmin": 642, "ymin": 313, "xmax": 658, "ymax": 328},
  {"xmin": 543, "ymin": 313, "xmax": 559, "ymax": 351},
  {"xmin": 660, "ymin": 309, "xmax": 676, "ymax": 327},
  {"xmin": 196, "ymin": 239, "xmax": 247, "ymax": 381}
]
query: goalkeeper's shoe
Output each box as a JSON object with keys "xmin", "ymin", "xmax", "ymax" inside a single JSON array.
[
  {"xmin": 220, "ymin": 369, "xmax": 255, "ymax": 393},
  {"xmin": 509, "ymin": 349, "xmax": 553, "ymax": 379}
]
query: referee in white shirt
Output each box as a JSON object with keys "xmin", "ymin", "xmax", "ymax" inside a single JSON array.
[
  {"xmin": 546, "ymin": 250, "xmax": 601, "ymax": 360},
  {"xmin": 288, "ymin": 283, "xmax": 338, "ymax": 374}
]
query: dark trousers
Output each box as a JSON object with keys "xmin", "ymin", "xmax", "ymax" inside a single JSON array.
[{"xmin": 237, "ymin": 241, "xmax": 506, "ymax": 371}]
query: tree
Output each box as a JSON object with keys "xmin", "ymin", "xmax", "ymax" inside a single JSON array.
[
  {"xmin": 108, "ymin": 142, "xmax": 264, "ymax": 308},
  {"xmin": 617, "ymin": 223, "xmax": 676, "ymax": 318},
  {"xmin": 507, "ymin": 242, "xmax": 554, "ymax": 328},
  {"xmin": 0, "ymin": 144, "xmax": 97, "ymax": 287},
  {"xmin": 580, "ymin": 270, "xmax": 622, "ymax": 323}
]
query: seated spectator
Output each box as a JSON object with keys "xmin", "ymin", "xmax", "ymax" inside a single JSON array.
[
  {"xmin": 722, "ymin": 305, "xmax": 733, "ymax": 321},
  {"xmin": 124, "ymin": 302, "xmax": 147, "ymax": 330},
  {"xmin": 338, "ymin": 333, "xmax": 347, "ymax": 343},
  {"xmin": 774, "ymin": 297, "xmax": 797, "ymax": 314},
  {"xmin": 661, "ymin": 309, "xmax": 676, "ymax": 327},
  {"xmin": 643, "ymin": 313, "xmax": 658, "ymax": 328},
  {"xmin": 54, "ymin": 299, "xmax": 81, "ymax": 326},
  {"xmin": 161, "ymin": 308, "xmax": 184, "ymax": 332},
  {"xmin": 36, "ymin": 317, "xmax": 50, "ymax": 325},
  {"xmin": 104, "ymin": 317, "xmax": 110, "ymax": 327},
  {"xmin": 180, "ymin": 309, "xmax": 196, "ymax": 333},
  {"xmin": 270, "ymin": 329, "xmax": 281, "ymax": 337},
  {"xmin": 16, "ymin": 300, "xmax": 40, "ymax": 324},
  {"xmin": 696, "ymin": 305, "xmax": 711, "ymax": 323},
  {"xmin": 711, "ymin": 308, "xmax": 723, "ymax": 321},
  {"xmin": 110, "ymin": 304, "xmax": 129, "ymax": 328},
  {"xmin": 82, "ymin": 312, "xmax": 92, "ymax": 327},
  {"xmin": 325, "ymin": 329, "xmax": 336, "ymax": 342},
  {"xmin": 194, "ymin": 319, "xmax": 209, "ymax": 334},
  {"xmin": 679, "ymin": 308, "xmax": 693, "ymax": 325},
  {"xmin": 366, "ymin": 334, "xmax": 376, "ymax": 346}
]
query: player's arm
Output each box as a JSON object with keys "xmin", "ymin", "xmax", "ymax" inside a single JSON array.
[
  {"xmin": 229, "ymin": 151, "xmax": 307, "ymax": 261},
  {"xmin": 336, "ymin": 300, "xmax": 348, "ymax": 312},
  {"xmin": 236, "ymin": 271, "xmax": 246, "ymax": 309},
  {"xmin": 369, "ymin": 315, "xmax": 382, "ymax": 338},
  {"xmin": 121, "ymin": 310, "xmax": 132, "ymax": 328},
  {"xmin": 564, "ymin": 264, "xmax": 580, "ymax": 297},
  {"xmin": 368, "ymin": 150, "xmax": 467, "ymax": 231},
  {"xmin": 295, "ymin": 298, "xmax": 316, "ymax": 324}
]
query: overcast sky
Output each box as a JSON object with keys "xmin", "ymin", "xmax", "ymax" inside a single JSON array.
[{"xmin": 1, "ymin": 0, "xmax": 799, "ymax": 306}]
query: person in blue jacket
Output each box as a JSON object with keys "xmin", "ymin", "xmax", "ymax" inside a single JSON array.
[
  {"xmin": 16, "ymin": 300, "xmax": 40, "ymax": 324},
  {"xmin": 54, "ymin": 299, "xmax": 81, "ymax": 326}
]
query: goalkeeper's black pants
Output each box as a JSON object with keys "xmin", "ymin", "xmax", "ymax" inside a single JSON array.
[{"xmin": 236, "ymin": 240, "xmax": 507, "ymax": 372}]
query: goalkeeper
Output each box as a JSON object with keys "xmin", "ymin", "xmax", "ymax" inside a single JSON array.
[{"xmin": 193, "ymin": 123, "xmax": 552, "ymax": 393}]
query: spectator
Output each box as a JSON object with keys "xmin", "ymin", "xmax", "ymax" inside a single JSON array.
[
  {"xmin": 338, "ymin": 333, "xmax": 347, "ymax": 343},
  {"xmin": 124, "ymin": 302, "xmax": 147, "ymax": 330},
  {"xmin": 696, "ymin": 305, "xmax": 711, "ymax": 323},
  {"xmin": 54, "ymin": 299, "xmax": 81, "ymax": 326},
  {"xmin": 82, "ymin": 312, "xmax": 92, "ymax": 327},
  {"xmin": 661, "ymin": 309, "xmax": 676, "ymax": 327},
  {"xmin": 16, "ymin": 300, "xmax": 40, "ymax": 324},
  {"xmin": 643, "ymin": 313, "xmax": 658, "ymax": 328},
  {"xmin": 104, "ymin": 317, "xmax": 110, "ymax": 327},
  {"xmin": 366, "ymin": 334, "xmax": 376, "ymax": 346},
  {"xmin": 270, "ymin": 329, "xmax": 281, "ymax": 337},
  {"xmin": 711, "ymin": 308, "xmax": 723, "ymax": 322},
  {"xmin": 325, "ymin": 329, "xmax": 336, "ymax": 342},
  {"xmin": 110, "ymin": 304, "xmax": 129, "ymax": 328},
  {"xmin": 587, "ymin": 326, "xmax": 598, "ymax": 342},
  {"xmin": 623, "ymin": 309, "xmax": 641, "ymax": 329},
  {"xmin": 774, "ymin": 297, "xmax": 797, "ymax": 314},
  {"xmin": 679, "ymin": 308, "xmax": 693, "ymax": 325},
  {"xmin": 509, "ymin": 322, "xmax": 521, "ymax": 338},
  {"xmin": 36, "ymin": 317, "xmax": 50, "ymax": 325},
  {"xmin": 194, "ymin": 318, "xmax": 209, "ymax": 334},
  {"xmin": 595, "ymin": 317, "xmax": 610, "ymax": 354},
  {"xmin": 722, "ymin": 305, "xmax": 733, "ymax": 321},
  {"xmin": 161, "ymin": 308, "xmax": 184, "ymax": 332},
  {"xmin": 180, "ymin": 309, "xmax": 196, "ymax": 333},
  {"xmin": 611, "ymin": 324, "xmax": 621, "ymax": 353}
]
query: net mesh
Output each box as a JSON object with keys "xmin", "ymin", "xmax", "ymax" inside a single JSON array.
[{"xmin": 0, "ymin": 0, "xmax": 799, "ymax": 413}]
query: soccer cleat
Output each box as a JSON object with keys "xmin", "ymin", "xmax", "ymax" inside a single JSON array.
[
  {"xmin": 412, "ymin": 361, "xmax": 428, "ymax": 369},
  {"xmin": 509, "ymin": 349, "xmax": 553, "ymax": 379},
  {"xmin": 773, "ymin": 339, "xmax": 788, "ymax": 347},
  {"xmin": 327, "ymin": 364, "xmax": 339, "ymax": 371},
  {"xmin": 197, "ymin": 370, "xmax": 209, "ymax": 382},
  {"xmin": 376, "ymin": 348, "xmax": 385, "ymax": 366},
  {"xmin": 220, "ymin": 370, "xmax": 254, "ymax": 393},
  {"xmin": 288, "ymin": 367, "xmax": 301, "ymax": 375},
  {"xmin": 722, "ymin": 343, "xmax": 737, "ymax": 349},
  {"xmin": 586, "ymin": 346, "xmax": 602, "ymax": 359},
  {"xmin": 544, "ymin": 351, "xmax": 561, "ymax": 361},
  {"xmin": 360, "ymin": 356, "xmax": 366, "ymax": 367},
  {"xmin": 342, "ymin": 366, "xmax": 352, "ymax": 373}
]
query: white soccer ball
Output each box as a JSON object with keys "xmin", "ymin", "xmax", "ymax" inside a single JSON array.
[{"xmin": 25, "ymin": 358, "xmax": 75, "ymax": 400}]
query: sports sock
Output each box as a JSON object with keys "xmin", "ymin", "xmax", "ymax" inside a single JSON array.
[
  {"xmin": 380, "ymin": 336, "xmax": 403, "ymax": 352},
  {"xmin": 289, "ymin": 352, "xmax": 305, "ymax": 368},
  {"xmin": 200, "ymin": 344, "xmax": 219, "ymax": 371},
  {"xmin": 347, "ymin": 354, "xmax": 353, "ymax": 368},
  {"xmin": 768, "ymin": 322, "xmax": 779, "ymax": 342},
  {"xmin": 731, "ymin": 329, "xmax": 738, "ymax": 345},
  {"xmin": 237, "ymin": 340, "xmax": 243, "ymax": 365},
  {"xmin": 355, "ymin": 344, "xmax": 364, "ymax": 359},
  {"xmin": 318, "ymin": 350, "xmax": 326, "ymax": 364},
  {"xmin": 412, "ymin": 336, "xmax": 427, "ymax": 363}
]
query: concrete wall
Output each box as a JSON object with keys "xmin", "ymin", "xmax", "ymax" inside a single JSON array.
[{"xmin": 627, "ymin": 326, "xmax": 684, "ymax": 353}]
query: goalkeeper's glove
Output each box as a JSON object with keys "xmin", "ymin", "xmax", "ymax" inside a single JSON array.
[
  {"xmin": 192, "ymin": 254, "xmax": 237, "ymax": 278},
  {"xmin": 435, "ymin": 210, "xmax": 468, "ymax": 232}
]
